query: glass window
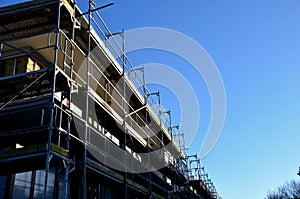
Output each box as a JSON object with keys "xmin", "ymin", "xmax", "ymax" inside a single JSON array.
[
  {"xmin": 58, "ymin": 169, "xmax": 66, "ymax": 199},
  {"xmin": 0, "ymin": 176, "xmax": 6, "ymax": 199},
  {"xmin": 27, "ymin": 57, "xmax": 40, "ymax": 72},
  {"xmin": 33, "ymin": 169, "xmax": 55, "ymax": 199},
  {"xmin": 15, "ymin": 57, "xmax": 27, "ymax": 74},
  {"xmin": 12, "ymin": 171, "xmax": 32, "ymax": 199},
  {"xmin": 0, "ymin": 62, "xmax": 4, "ymax": 77},
  {"xmin": 0, "ymin": 56, "xmax": 42, "ymax": 77},
  {"xmin": 2, "ymin": 58, "xmax": 15, "ymax": 76}
]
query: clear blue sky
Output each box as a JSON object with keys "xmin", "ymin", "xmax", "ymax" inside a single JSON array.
[{"xmin": 1, "ymin": 0, "xmax": 300, "ymax": 198}]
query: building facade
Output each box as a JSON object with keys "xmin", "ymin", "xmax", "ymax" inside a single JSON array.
[{"xmin": 0, "ymin": 0, "xmax": 220, "ymax": 198}]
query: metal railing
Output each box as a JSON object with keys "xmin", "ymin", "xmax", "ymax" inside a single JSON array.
[{"xmin": 89, "ymin": 6, "xmax": 172, "ymax": 139}]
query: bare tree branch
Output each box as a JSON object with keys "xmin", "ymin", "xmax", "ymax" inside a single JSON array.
[{"xmin": 265, "ymin": 180, "xmax": 300, "ymax": 199}]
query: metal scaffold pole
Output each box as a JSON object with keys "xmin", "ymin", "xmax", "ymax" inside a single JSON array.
[
  {"xmin": 44, "ymin": 0, "xmax": 62, "ymax": 198},
  {"xmin": 145, "ymin": 91, "xmax": 159, "ymax": 198},
  {"xmin": 63, "ymin": 1, "xmax": 77, "ymax": 197},
  {"xmin": 81, "ymin": 0, "xmax": 94, "ymax": 199},
  {"xmin": 122, "ymin": 28, "xmax": 128, "ymax": 199},
  {"xmin": 0, "ymin": 43, "xmax": 3, "ymax": 57},
  {"xmin": 82, "ymin": 0, "xmax": 94, "ymax": 198}
]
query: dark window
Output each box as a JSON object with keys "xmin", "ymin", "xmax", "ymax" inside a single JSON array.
[
  {"xmin": 0, "ymin": 56, "xmax": 41, "ymax": 78},
  {"xmin": 0, "ymin": 176, "xmax": 6, "ymax": 199},
  {"xmin": 15, "ymin": 57, "xmax": 27, "ymax": 74},
  {"xmin": 2, "ymin": 58, "xmax": 15, "ymax": 76},
  {"xmin": 33, "ymin": 169, "xmax": 55, "ymax": 199},
  {"xmin": 12, "ymin": 171, "xmax": 32, "ymax": 199},
  {"xmin": 0, "ymin": 169, "xmax": 61, "ymax": 199}
]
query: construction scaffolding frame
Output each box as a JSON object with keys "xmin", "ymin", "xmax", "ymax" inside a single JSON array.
[
  {"xmin": 0, "ymin": 0, "xmax": 220, "ymax": 198},
  {"xmin": 187, "ymin": 155, "xmax": 220, "ymax": 199}
]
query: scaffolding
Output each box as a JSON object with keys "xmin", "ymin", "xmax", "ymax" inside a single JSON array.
[
  {"xmin": 187, "ymin": 155, "xmax": 220, "ymax": 199},
  {"xmin": 0, "ymin": 0, "xmax": 220, "ymax": 198}
]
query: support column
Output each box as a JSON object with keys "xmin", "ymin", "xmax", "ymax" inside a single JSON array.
[{"xmin": 44, "ymin": 1, "xmax": 62, "ymax": 198}]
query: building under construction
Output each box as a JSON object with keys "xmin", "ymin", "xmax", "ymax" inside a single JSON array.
[{"xmin": 0, "ymin": 0, "xmax": 220, "ymax": 198}]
